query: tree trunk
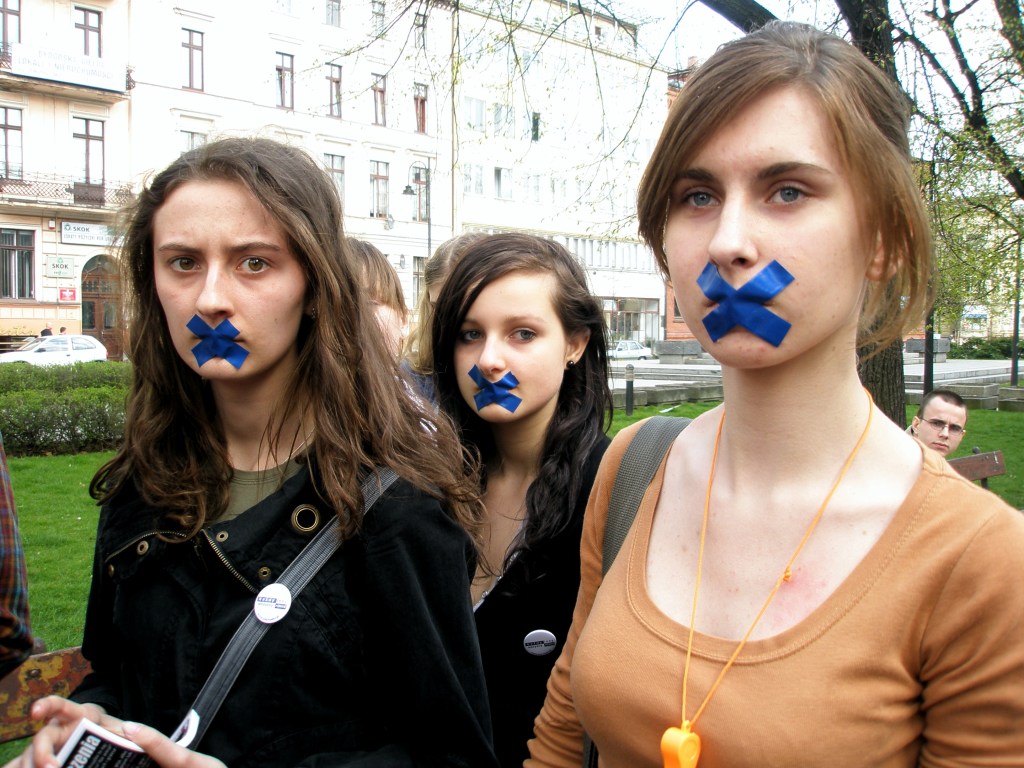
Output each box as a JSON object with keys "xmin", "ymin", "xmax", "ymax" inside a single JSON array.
[{"xmin": 858, "ymin": 341, "xmax": 908, "ymax": 428}]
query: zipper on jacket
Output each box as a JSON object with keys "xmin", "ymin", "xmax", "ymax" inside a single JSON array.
[
  {"xmin": 105, "ymin": 530, "xmax": 188, "ymax": 563},
  {"xmin": 201, "ymin": 529, "xmax": 257, "ymax": 593}
]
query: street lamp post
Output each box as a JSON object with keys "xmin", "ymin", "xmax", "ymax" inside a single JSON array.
[
  {"xmin": 402, "ymin": 161, "xmax": 431, "ymax": 261},
  {"xmin": 1012, "ymin": 199, "xmax": 1023, "ymax": 387},
  {"xmin": 1012, "ymin": 234, "xmax": 1021, "ymax": 386}
]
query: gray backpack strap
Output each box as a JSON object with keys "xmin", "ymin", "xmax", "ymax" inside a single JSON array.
[
  {"xmin": 182, "ymin": 467, "xmax": 399, "ymax": 749},
  {"xmin": 602, "ymin": 416, "xmax": 690, "ymax": 574},
  {"xmin": 583, "ymin": 416, "xmax": 689, "ymax": 767}
]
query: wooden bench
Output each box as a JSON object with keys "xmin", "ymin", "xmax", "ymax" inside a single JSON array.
[
  {"xmin": 948, "ymin": 449, "xmax": 1006, "ymax": 490},
  {"xmin": 0, "ymin": 646, "xmax": 91, "ymax": 743}
]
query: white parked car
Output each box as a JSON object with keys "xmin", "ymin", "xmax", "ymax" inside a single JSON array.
[
  {"xmin": 607, "ymin": 339, "xmax": 653, "ymax": 360},
  {"xmin": 0, "ymin": 335, "xmax": 109, "ymax": 365}
]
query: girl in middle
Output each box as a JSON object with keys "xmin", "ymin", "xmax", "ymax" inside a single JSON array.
[{"xmin": 431, "ymin": 233, "xmax": 613, "ymax": 768}]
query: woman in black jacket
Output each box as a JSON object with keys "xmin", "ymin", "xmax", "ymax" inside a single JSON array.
[
  {"xmin": 432, "ymin": 234, "xmax": 613, "ymax": 767},
  {"xmin": 12, "ymin": 138, "xmax": 496, "ymax": 768}
]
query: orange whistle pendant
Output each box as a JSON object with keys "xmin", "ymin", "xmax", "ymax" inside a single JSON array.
[{"xmin": 661, "ymin": 723, "xmax": 701, "ymax": 768}]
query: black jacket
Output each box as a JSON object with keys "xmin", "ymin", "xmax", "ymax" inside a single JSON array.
[
  {"xmin": 72, "ymin": 462, "xmax": 497, "ymax": 768},
  {"xmin": 473, "ymin": 437, "xmax": 609, "ymax": 767}
]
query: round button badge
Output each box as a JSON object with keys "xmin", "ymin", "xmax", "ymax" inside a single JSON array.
[
  {"xmin": 254, "ymin": 583, "xmax": 292, "ymax": 624},
  {"xmin": 523, "ymin": 629, "xmax": 557, "ymax": 656}
]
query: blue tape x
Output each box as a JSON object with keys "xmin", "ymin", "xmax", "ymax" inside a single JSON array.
[
  {"xmin": 696, "ymin": 260, "xmax": 795, "ymax": 347},
  {"xmin": 187, "ymin": 315, "xmax": 249, "ymax": 369},
  {"xmin": 468, "ymin": 365, "xmax": 522, "ymax": 413}
]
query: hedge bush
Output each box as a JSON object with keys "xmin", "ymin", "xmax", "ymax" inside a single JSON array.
[
  {"xmin": 0, "ymin": 360, "xmax": 131, "ymax": 393},
  {"xmin": 0, "ymin": 363, "xmax": 129, "ymax": 455},
  {"xmin": 948, "ymin": 336, "xmax": 1017, "ymax": 360}
]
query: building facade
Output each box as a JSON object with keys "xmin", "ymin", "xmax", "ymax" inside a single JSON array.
[
  {"xmin": 0, "ymin": 0, "xmax": 671, "ymax": 355},
  {"xmin": 0, "ymin": 0, "xmax": 131, "ymax": 355}
]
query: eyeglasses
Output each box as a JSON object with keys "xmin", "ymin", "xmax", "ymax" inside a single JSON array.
[{"xmin": 919, "ymin": 417, "xmax": 965, "ymax": 435}]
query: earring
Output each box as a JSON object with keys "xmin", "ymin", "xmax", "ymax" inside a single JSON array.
[
  {"xmin": 309, "ymin": 306, "xmax": 318, "ymax": 320},
  {"xmin": 566, "ymin": 359, "xmax": 576, "ymax": 370}
]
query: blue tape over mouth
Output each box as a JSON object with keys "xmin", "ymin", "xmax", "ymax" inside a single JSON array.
[
  {"xmin": 696, "ymin": 260, "xmax": 795, "ymax": 347},
  {"xmin": 468, "ymin": 365, "xmax": 522, "ymax": 412},
  {"xmin": 187, "ymin": 315, "xmax": 250, "ymax": 369}
]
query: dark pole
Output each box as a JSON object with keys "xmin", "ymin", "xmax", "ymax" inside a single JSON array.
[
  {"xmin": 426, "ymin": 162, "xmax": 432, "ymax": 260},
  {"xmin": 923, "ymin": 309, "xmax": 934, "ymax": 396},
  {"xmin": 625, "ymin": 363, "xmax": 634, "ymax": 416},
  {"xmin": 1012, "ymin": 236, "xmax": 1021, "ymax": 386}
]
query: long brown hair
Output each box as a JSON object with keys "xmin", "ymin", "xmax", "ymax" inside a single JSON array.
[
  {"xmin": 93, "ymin": 137, "xmax": 482, "ymax": 541},
  {"xmin": 637, "ymin": 21, "xmax": 932, "ymax": 353}
]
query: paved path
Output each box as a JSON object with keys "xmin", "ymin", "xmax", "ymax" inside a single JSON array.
[{"xmin": 606, "ymin": 358, "xmax": 1016, "ymax": 403}]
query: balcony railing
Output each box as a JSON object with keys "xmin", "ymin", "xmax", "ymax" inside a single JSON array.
[{"xmin": 0, "ymin": 172, "xmax": 134, "ymax": 209}]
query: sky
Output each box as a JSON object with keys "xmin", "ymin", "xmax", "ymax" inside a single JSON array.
[{"xmin": 607, "ymin": 0, "xmax": 746, "ymax": 69}]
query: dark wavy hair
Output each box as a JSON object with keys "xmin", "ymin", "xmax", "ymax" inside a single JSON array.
[
  {"xmin": 92, "ymin": 137, "xmax": 482, "ymax": 542},
  {"xmin": 431, "ymin": 233, "xmax": 612, "ymax": 571}
]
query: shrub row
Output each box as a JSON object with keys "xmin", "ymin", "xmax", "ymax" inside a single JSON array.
[
  {"xmin": 0, "ymin": 362, "xmax": 130, "ymax": 456},
  {"xmin": 947, "ymin": 336, "xmax": 1018, "ymax": 360},
  {"xmin": 0, "ymin": 361, "xmax": 132, "ymax": 393}
]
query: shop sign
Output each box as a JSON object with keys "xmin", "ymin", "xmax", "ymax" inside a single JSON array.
[
  {"xmin": 45, "ymin": 255, "xmax": 75, "ymax": 279},
  {"xmin": 61, "ymin": 221, "xmax": 115, "ymax": 247}
]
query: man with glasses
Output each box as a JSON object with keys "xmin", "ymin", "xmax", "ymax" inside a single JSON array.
[{"xmin": 909, "ymin": 389, "xmax": 968, "ymax": 457}]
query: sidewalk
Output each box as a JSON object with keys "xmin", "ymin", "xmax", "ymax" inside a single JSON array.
[{"xmin": 607, "ymin": 358, "xmax": 1017, "ymax": 408}]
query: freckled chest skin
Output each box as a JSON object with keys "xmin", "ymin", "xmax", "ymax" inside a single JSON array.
[{"xmin": 152, "ymin": 179, "xmax": 308, "ymax": 399}]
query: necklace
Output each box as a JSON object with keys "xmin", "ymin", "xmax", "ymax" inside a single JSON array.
[{"xmin": 661, "ymin": 389, "xmax": 874, "ymax": 768}]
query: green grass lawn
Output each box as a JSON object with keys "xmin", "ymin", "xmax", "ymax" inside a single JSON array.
[{"xmin": 1, "ymin": 403, "xmax": 1019, "ymax": 760}]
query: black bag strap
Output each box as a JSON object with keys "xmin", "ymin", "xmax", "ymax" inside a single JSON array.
[
  {"xmin": 602, "ymin": 416, "xmax": 690, "ymax": 574},
  {"xmin": 583, "ymin": 417, "xmax": 689, "ymax": 766},
  {"xmin": 178, "ymin": 467, "xmax": 400, "ymax": 749}
]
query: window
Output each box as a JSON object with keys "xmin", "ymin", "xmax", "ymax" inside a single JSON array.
[
  {"xmin": 326, "ymin": 0, "xmax": 341, "ymax": 26},
  {"xmin": 524, "ymin": 173, "xmax": 542, "ymax": 203},
  {"xmin": 276, "ymin": 52, "xmax": 294, "ymax": 109},
  {"xmin": 180, "ymin": 130, "xmax": 205, "ymax": 154},
  {"xmin": 462, "ymin": 163, "xmax": 483, "ymax": 196},
  {"xmin": 413, "ymin": 83, "xmax": 427, "ymax": 134},
  {"xmin": 371, "ymin": 0, "xmax": 385, "ymax": 33},
  {"xmin": 494, "ymin": 167, "xmax": 512, "ymax": 200},
  {"xmin": 327, "ymin": 64, "xmax": 342, "ymax": 117},
  {"xmin": 1, "ymin": 0, "xmax": 20, "ymax": 47},
  {"xmin": 0, "ymin": 228, "xmax": 32, "ymax": 299},
  {"xmin": 413, "ymin": 255, "xmax": 426, "ymax": 307},
  {"xmin": 413, "ymin": 12, "xmax": 426, "ymax": 49},
  {"xmin": 182, "ymin": 29, "xmax": 204, "ymax": 90},
  {"xmin": 410, "ymin": 165, "xmax": 428, "ymax": 221},
  {"xmin": 371, "ymin": 74, "xmax": 386, "ymax": 126},
  {"xmin": 492, "ymin": 103, "xmax": 513, "ymax": 138},
  {"xmin": 369, "ymin": 160, "xmax": 389, "ymax": 218},
  {"xmin": 531, "ymin": 112, "xmax": 541, "ymax": 142},
  {"xmin": 463, "ymin": 97, "xmax": 485, "ymax": 132},
  {"xmin": 0, "ymin": 108, "xmax": 21, "ymax": 179},
  {"xmin": 324, "ymin": 153, "xmax": 344, "ymax": 206},
  {"xmin": 550, "ymin": 175, "xmax": 567, "ymax": 203},
  {"xmin": 73, "ymin": 117, "xmax": 104, "ymax": 184},
  {"xmin": 74, "ymin": 7, "xmax": 101, "ymax": 57}
]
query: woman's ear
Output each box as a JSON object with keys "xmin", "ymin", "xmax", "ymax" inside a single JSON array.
[
  {"xmin": 865, "ymin": 231, "xmax": 897, "ymax": 282},
  {"xmin": 565, "ymin": 329, "xmax": 590, "ymax": 366}
]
